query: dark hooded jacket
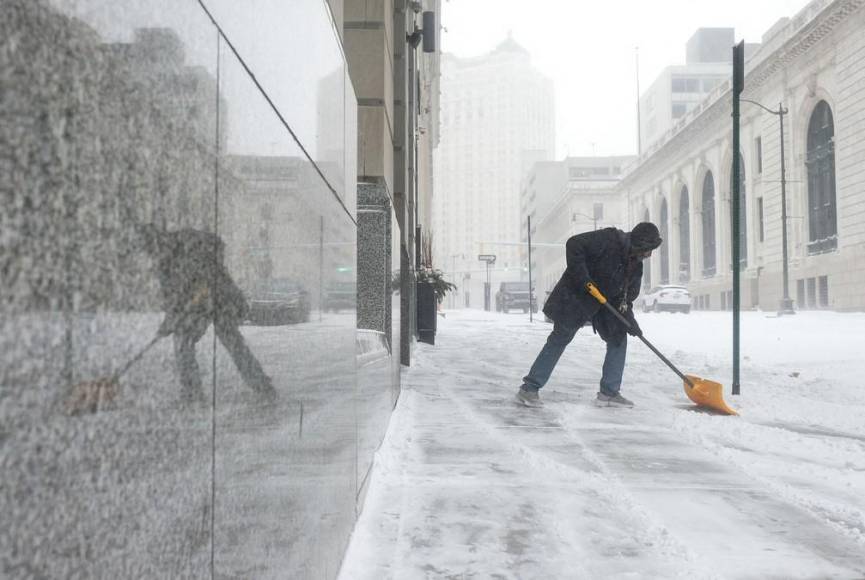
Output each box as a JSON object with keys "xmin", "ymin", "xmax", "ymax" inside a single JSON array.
[
  {"xmin": 542, "ymin": 227, "xmax": 643, "ymax": 343},
  {"xmin": 150, "ymin": 228, "xmax": 248, "ymax": 333}
]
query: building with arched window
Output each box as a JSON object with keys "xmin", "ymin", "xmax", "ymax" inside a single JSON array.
[
  {"xmin": 619, "ymin": 0, "xmax": 865, "ymax": 311},
  {"xmin": 806, "ymin": 100, "xmax": 838, "ymax": 254},
  {"xmin": 700, "ymin": 171, "xmax": 717, "ymax": 279},
  {"xmin": 659, "ymin": 198, "xmax": 670, "ymax": 283},
  {"xmin": 678, "ymin": 185, "xmax": 691, "ymax": 282}
]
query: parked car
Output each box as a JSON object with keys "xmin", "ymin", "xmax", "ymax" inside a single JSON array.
[
  {"xmin": 323, "ymin": 281, "xmax": 356, "ymax": 313},
  {"xmin": 247, "ymin": 278, "xmax": 311, "ymax": 325},
  {"xmin": 495, "ymin": 281, "xmax": 538, "ymax": 313},
  {"xmin": 641, "ymin": 285, "xmax": 691, "ymax": 313}
]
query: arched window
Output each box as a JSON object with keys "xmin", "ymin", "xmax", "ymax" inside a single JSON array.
[
  {"xmin": 701, "ymin": 172, "xmax": 716, "ymax": 277},
  {"xmin": 679, "ymin": 186, "xmax": 690, "ymax": 282},
  {"xmin": 643, "ymin": 209, "xmax": 652, "ymax": 290},
  {"xmin": 806, "ymin": 100, "xmax": 837, "ymax": 253},
  {"xmin": 730, "ymin": 152, "xmax": 747, "ymax": 268},
  {"xmin": 660, "ymin": 199, "xmax": 669, "ymax": 284}
]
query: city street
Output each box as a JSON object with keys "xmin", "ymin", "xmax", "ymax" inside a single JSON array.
[{"xmin": 339, "ymin": 309, "xmax": 865, "ymax": 579}]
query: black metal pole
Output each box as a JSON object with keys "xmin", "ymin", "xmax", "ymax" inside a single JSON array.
[
  {"xmin": 319, "ymin": 215, "xmax": 324, "ymax": 322},
  {"xmin": 527, "ymin": 216, "xmax": 533, "ymax": 322},
  {"xmin": 485, "ymin": 261, "xmax": 491, "ymax": 312},
  {"xmin": 635, "ymin": 46, "xmax": 642, "ymax": 157},
  {"xmin": 732, "ymin": 41, "xmax": 744, "ymax": 396},
  {"xmin": 741, "ymin": 98, "xmax": 795, "ymax": 316},
  {"xmin": 451, "ymin": 254, "xmax": 456, "ymax": 310},
  {"xmin": 778, "ymin": 104, "xmax": 795, "ymax": 315}
]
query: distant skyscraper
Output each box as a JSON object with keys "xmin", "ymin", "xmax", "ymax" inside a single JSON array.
[{"xmin": 433, "ymin": 35, "xmax": 554, "ymax": 309}]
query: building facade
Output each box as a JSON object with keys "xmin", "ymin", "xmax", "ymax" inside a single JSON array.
[
  {"xmin": 433, "ymin": 35, "xmax": 555, "ymax": 309},
  {"xmin": 640, "ymin": 28, "xmax": 734, "ymax": 153},
  {"xmin": 1, "ymin": 0, "xmax": 438, "ymax": 578},
  {"xmin": 530, "ymin": 158, "xmax": 633, "ymax": 301},
  {"xmin": 625, "ymin": 0, "xmax": 865, "ymax": 312}
]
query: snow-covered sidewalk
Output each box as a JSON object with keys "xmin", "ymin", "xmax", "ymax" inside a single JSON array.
[{"xmin": 339, "ymin": 309, "xmax": 865, "ymax": 579}]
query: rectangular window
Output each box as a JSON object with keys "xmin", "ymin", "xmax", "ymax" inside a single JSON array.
[
  {"xmin": 593, "ymin": 203, "xmax": 604, "ymax": 221},
  {"xmin": 758, "ymin": 197, "xmax": 764, "ymax": 242},
  {"xmin": 807, "ymin": 277, "xmax": 817, "ymax": 308},
  {"xmin": 671, "ymin": 78, "xmax": 699, "ymax": 92},
  {"xmin": 755, "ymin": 137, "xmax": 763, "ymax": 174},
  {"xmin": 721, "ymin": 292, "xmax": 726, "ymax": 311},
  {"xmin": 702, "ymin": 78, "xmax": 720, "ymax": 91},
  {"xmin": 796, "ymin": 279, "xmax": 805, "ymax": 309},
  {"xmin": 569, "ymin": 167, "xmax": 587, "ymax": 179},
  {"xmin": 672, "ymin": 103, "xmax": 687, "ymax": 118},
  {"xmin": 818, "ymin": 275, "xmax": 829, "ymax": 307}
]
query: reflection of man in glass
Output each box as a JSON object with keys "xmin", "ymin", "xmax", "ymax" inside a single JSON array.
[{"xmin": 137, "ymin": 224, "xmax": 275, "ymax": 403}]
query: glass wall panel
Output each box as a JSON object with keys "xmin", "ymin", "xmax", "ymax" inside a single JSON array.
[
  {"xmin": 213, "ymin": 39, "xmax": 357, "ymax": 578},
  {"xmin": 204, "ymin": 0, "xmax": 351, "ymax": 215},
  {"xmin": 1, "ymin": 0, "xmax": 219, "ymax": 576}
]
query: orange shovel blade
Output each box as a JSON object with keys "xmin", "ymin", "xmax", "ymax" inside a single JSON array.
[{"xmin": 683, "ymin": 374, "xmax": 738, "ymax": 415}]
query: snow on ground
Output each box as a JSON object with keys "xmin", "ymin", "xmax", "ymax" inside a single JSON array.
[{"xmin": 338, "ymin": 309, "xmax": 865, "ymax": 579}]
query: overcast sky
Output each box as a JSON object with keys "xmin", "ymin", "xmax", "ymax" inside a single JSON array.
[{"xmin": 440, "ymin": 0, "xmax": 812, "ymax": 159}]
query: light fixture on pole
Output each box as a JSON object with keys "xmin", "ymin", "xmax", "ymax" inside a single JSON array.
[{"xmin": 741, "ymin": 98, "xmax": 795, "ymax": 316}]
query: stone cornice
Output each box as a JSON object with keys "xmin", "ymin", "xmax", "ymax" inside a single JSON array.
[
  {"xmin": 622, "ymin": 0, "xmax": 864, "ymax": 190},
  {"xmin": 746, "ymin": 0, "xmax": 865, "ymax": 91}
]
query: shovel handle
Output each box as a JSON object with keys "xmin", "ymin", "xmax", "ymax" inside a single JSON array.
[
  {"xmin": 114, "ymin": 334, "xmax": 163, "ymax": 380},
  {"xmin": 585, "ymin": 283, "xmax": 694, "ymax": 388}
]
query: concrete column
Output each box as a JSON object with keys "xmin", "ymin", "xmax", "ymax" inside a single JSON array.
[{"xmin": 393, "ymin": 2, "xmax": 414, "ymax": 366}]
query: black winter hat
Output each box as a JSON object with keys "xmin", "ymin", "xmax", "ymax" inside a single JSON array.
[{"xmin": 630, "ymin": 222, "xmax": 663, "ymax": 252}]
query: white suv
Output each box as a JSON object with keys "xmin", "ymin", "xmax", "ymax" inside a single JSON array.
[{"xmin": 641, "ymin": 285, "xmax": 691, "ymax": 313}]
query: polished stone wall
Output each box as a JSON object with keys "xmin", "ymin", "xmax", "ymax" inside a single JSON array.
[{"xmin": 0, "ymin": 1, "xmax": 392, "ymax": 578}]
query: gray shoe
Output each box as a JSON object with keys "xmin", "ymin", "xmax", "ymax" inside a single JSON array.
[
  {"xmin": 595, "ymin": 392, "xmax": 634, "ymax": 407},
  {"xmin": 515, "ymin": 387, "xmax": 543, "ymax": 408}
]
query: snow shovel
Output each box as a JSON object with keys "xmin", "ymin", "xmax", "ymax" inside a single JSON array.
[
  {"xmin": 586, "ymin": 283, "xmax": 738, "ymax": 415},
  {"xmin": 64, "ymin": 333, "xmax": 164, "ymax": 416},
  {"xmin": 64, "ymin": 287, "xmax": 211, "ymax": 416}
]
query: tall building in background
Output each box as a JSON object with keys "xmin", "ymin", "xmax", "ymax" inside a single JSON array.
[
  {"xmin": 521, "ymin": 156, "xmax": 635, "ymax": 299},
  {"xmin": 433, "ymin": 34, "xmax": 554, "ymax": 309},
  {"xmin": 623, "ymin": 0, "xmax": 865, "ymax": 311},
  {"xmin": 639, "ymin": 28, "xmax": 734, "ymax": 153}
]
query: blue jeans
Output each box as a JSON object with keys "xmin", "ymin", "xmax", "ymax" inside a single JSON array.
[{"xmin": 522, "ymin": 322, "xmax": 627, "ymax": 396}]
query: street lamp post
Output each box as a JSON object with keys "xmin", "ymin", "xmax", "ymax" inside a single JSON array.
[
  {"xmin": 449, "ymin": 253, "xmax": 459, "ymax": 309},
  {"xmin": 742, "ymin": 99, "xmax": 795, "ymax": 315},
  {"xmin": 477, "ymin": 254, "xmax": 497, "ymax": 311}
]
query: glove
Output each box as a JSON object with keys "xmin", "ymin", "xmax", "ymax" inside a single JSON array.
[{"xmin": 623, "ymin": 307, "xmax": 642, "ymax": 337}]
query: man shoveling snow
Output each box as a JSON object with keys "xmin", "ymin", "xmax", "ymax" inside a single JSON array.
[{"xmin": 516, "ymin": 222, "xmax": 663, "ymax": 408}]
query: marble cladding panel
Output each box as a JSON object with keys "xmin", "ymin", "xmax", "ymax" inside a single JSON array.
[
  {"xmin": 204, "ymin": 0, "xmax": 352, "ymax": 217},
  {"xmin": 2, "ymin": 1, "xmax": 363, "ymax": 579},
  {"xmin": 1, "ymin": 0, "xmax": 219, "ymax": 577},
  {"xmin": 357, "ymin": 183, "xmax": 391, "ymax": 333},
  {"xmin": 212, "ymin": 41, "xmax": 358, "ymax": 578},
  {"xmin": 355, "ymin": 182, "xmax": 394, "ymax": 497}
]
